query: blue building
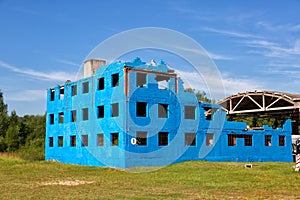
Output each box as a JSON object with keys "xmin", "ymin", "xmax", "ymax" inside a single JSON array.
[{"xmin": 45, "ymin": 58, "xmax": 293, "ymax": 168}]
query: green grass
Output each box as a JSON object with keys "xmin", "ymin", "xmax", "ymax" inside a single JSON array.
[{"xmin": 0, "ymin": 154, "xmax": 299, "ymax": 199}]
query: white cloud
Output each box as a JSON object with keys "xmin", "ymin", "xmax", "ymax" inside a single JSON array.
[
  {"xmin": 6, "ymin": 89, "xmax": 46, "ymax": 102},
  {"xmin": 256, "ymin": 21, "xmax": 300, "ymax": 32},
  {"xmin": 203, "ymin": 27, "xmax": 264, "ymax": 39},
  {"xmin": 54, "ymin": 58, "xmax": 81, "ymax": 67},
  {"xmin": 0, "ymin": 60, "xmax": 77, "ymax": 82}
]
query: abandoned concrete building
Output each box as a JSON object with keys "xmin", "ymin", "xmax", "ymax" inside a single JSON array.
[{"xmin": 45, "ymin": 58, "xmax": 293, "ymax": 168}]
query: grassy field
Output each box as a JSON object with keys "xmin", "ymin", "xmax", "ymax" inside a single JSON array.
[{"xmin": 0, "ymin": 154, "xmax": 299, "ymax": 199}]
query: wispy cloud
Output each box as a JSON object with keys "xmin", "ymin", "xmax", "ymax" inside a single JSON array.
[
  {"xmin": 6, "ymin": 89, "xmax": 46, "ymax": 102},
  {"xmin": 0, "ymin": 60, "xmax": 76, "ymax": 82},
  {"xmin": 203, "ymin": 27, "xmax": 264, "ymax": 39},
  {"xmin": 256, "ymin": 21, "xmax": 300, "ymax": 32},
  {"xmin": 54, "ymin": 58, "xmax": 81, "ymax": 67},
  {"xmin": 207, "ymin": 51, "xmax": 234, "ymax": 60}
]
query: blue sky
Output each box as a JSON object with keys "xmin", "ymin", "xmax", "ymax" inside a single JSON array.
[{"xmin": 1, "ymin": 0, "xmax": 300, "ymax": 116}]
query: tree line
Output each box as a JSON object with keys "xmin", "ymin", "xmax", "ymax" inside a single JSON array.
[{"xmin": 0, "ymin": 90, "xmax": 45, "ymax": 160}]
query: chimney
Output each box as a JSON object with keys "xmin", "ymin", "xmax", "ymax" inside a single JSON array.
[{"xmin": 83, "ymin": 59, "xmax": 106, "ymax": 78}]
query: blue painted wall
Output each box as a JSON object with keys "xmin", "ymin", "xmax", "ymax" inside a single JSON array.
[{"xmin": 45, "ymin": 58, "xmax": 293, "ymax": 168}]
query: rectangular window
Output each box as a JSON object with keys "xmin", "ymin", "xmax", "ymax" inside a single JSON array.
[
  {"xmin": 58, "ymin": 136, "xmax": 63, "ymax": 147},
  {"xmin": 111, "ymin": 103, "xmax": 119, "ymax": 117},
  {"xmin": 159, "ymin": 132, "xmax": 169, "ymax": 146},
  {"xmin": 185, "ymin": 106, "xmax": 196, "ymax": 119},
  {"xmin": 81, "ymin": 135, "xmax": 88, "ymax": 147},
  {"xmin": 50, "ymin": 89, "xmax": 55, "ymax": 101},
  {"xmin": 228, "ymin": 134, "xmax": 252, "ymax": 146},
  {"xmin": 97, "ymin": 134, "xmax": 104, "ymax": 146},
  {"xmin": 97, "ymin": 105, "xmax": 104, "ymax": 118},
  {"xmin": 71, "ymin": 85, "xmax": 77, "ymax": 96},
  {"xmin": 185, "ymin": 133, "xmax": 196, "ymax": 146},
  {"xmin": 136, "ymin": 102, "xmax": 147, "ymax": 117},
  {"xmin": 59, "ymin": 112, "xmax": 64, "ymax": 124},
  {"xmin": 98, "ymin": 77, "xmax": 105, "ymax": 90},
  {"xmin": 49, "ymin": 137, "xmax": 54, "ymax": 147},
  {"xmin": 136, "ymin": 73, "xmax": 147, "ymax": 87},
  {"xmin": 158, "ymin": 104, "xmax": 168, "ymax": 118},
  {"xmin": 111, "ymin": 133, "xmax": 119, "ymax": 146},
  {"xmin": 59, "ymin": 87, "xmax": 64, "ymax": 99},
  {"xmin": 206, "ymin": 133, "xmax": 213, "ymax": 146},
  {"xmin": 82, "ymin": 82, "xmax": 89, "ymax": 93},
  {"xmin": 49, "ymin": 114, "xmax": 54, "ymax": 125},
  {"xmin": 265, "ymin": 135, "xmax": 272, "ymax": 146},
  {"xmin": 71, "ymin": 110, "xmax": 76, "ymax": 122},
  {"xmin": 279, "ymin": 135, "xmax": 285, "ymax": 146},
  {"xmin": 136, "ymin": 131, "xmax": 147, "ymax": 146},
  {"xmin": 82, "ymin": 108, "xmax": 88, "ymax": 121},
  {"xmin": 70, "ymin": 135, "xmax": 76, "ymax": 147},
  {"xmin": 155, "ymin": 75, "xmax": 169, "ymax": 90},
  {"xmin": 112, "ymin": 73, "xmax": 119, "ymax": 87}
]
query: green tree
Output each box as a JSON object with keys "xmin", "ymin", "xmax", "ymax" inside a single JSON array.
[
  {"xmin": 184, "ymin": 88, "xmax": 212, "ymax": 103},
  {"xmin": 0, "ymin": 90, "xmax": 8, "ymax": 151}
]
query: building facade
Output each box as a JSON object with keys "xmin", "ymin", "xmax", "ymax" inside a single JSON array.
[{"xmin": 45, "ymin": 58, "xmax": 293, "ymax": 168}]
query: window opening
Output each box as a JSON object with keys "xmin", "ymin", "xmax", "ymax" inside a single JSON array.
[
  {"xmin": 58, "ymin": 136, "xmax": 63, "ymax": 147},
  {"xmin": 82, "ymin": 82, "xmax": 89, "ymax": 93},
  {"xmin": 136, "ymin": 73, "xmax": 147, "ymax": 87},
  {"xmin": 158, "ymin": 104, "xmax": 168, "ymax": 118},
  {"xmin": 265, "ymin": 135, "xmax": 272, "ymax": 146},
  {"xmin": 59, "ymin": 87, "xmax": 64, "ymax": 99},
  {"xmin": 136, "ymin": 131, "xmax": 147, "ymax": 146},
  {"xmin": 59, "ymin": 112, "xmax": 64, "ymax": 124},
  {"xmin": 155, "ymin": 75, "xmax": 170, "ymax": 90},
  {"xmin": 279, "ymin": 135, "xmax": 285, "ymax": 146},
  {"xmin": 49, "ymin": 137, "xmax": 54, "ymax": 147},
  {"xmin": 82, "ymin": 108, "xmax": 88, "ymax": 120},
  {"xmin": 159, "ymin": 132, "xmax": 169, "ymax": 146},
  {"xmin": 71, "ymin": 85, "xmax": 77, "ymax": 96},
  {"xmin": 111, "ymin": 133, "xmax": 119, "ymax": 146},
  {"xmin": 228, "ymin": 134, "xmax": 252, "ymax": 146},
  {"xmin": 71, "ymin": 110, "xmax": 76, "ymax": 122},
  {"xmin": 136, "ymin": 102, "xmax": 147, "ymax": 117},
  {"xmin": 112, "ymin": 73, "xmax": 119, "ymax": 87},
  {"xmin": 185, "ymin": 106, "xmax": 196, "ymax": 119},
  {"xmin": 206, "ymin": 133, "xmax": 213, "ymax": 146},
  {"xmin": 49, "ymin": 114, "xmax": 54, "ymax": 125},
  {"xmin": 97, "ymin": 105, "xmax": 104, "ymax": 118},
  {"xmin": 50, "ymin": 89, "xmax": 55, "ymax": 101},
  {"xmin": 185, "ymin": 133, "xmax": 196, "ymax": 146},
  {"xmin": 97, "ymin": 134, "xmax": 104, "ymax": 146},
  {"xmin": 111, "ymin": 103, "xmax": 119, "ymax": 117},
  {"xmin": 70, "ymin": 136, "xmax": 76, "ymax": 147},
  {"xmin": 98, "ymin": 77, "xmax": 104, "ymax": 90},
  {"xmin": 81, "ymin": 135, "xmax": 88, "ymax": 147}
]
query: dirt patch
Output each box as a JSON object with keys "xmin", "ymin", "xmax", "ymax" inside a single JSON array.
[{"xmin": 41, "ymin": 180, "xmax": 94, "ymax": 186}]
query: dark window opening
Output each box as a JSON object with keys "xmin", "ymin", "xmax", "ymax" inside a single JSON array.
[
  {"xmin": 49, "ymin": 114, "xmax": 54, "ymax": 125},
  {"xmin": 81, "ymin": 135, "xmax": 88, "ymax": 147},
  {"xmin": 265, "ymin": 135, "xmax": 272, "ymax": 146},
  {"xmin": 59, "ymin": 112, "xmax": 64, "ymax": 124},
  {"xmin": 97, "ymin": 134, "xmax": 104, "ymax": 146},
  {"xmin": 136, "ymin": 73, "xmax": 147, "ymax": 87},
  {"xmin": 185, "ymin": 133, "xmax": 196, "ymax": 146},
  {"xmin": 58, "ymin": 136, "xmax": 63, "ymax": 147},
  {"xmin": 136, "ymin": 102, "xmax": 147, "ymax": 117},
  {"xmin": 111, "ymin": 133, "xmax": 119, "ymax": 146},
  {"xmin": 82, "ymin": 108, "xmax": 88, "ymax": 121},
  {"xmin": 228, "ymin": 134, "xmax": 252, "ymax": 146},
  {"xmin": 158, "ymin": 104, "xmax": 168, "ymax": 118},
  {"xmin": 82, "ymin": 82, "xmax": 89, "ymax": 93},
  {"xmin": 159, "ymin": 132, "xmax": 169, "ymax": 146},
  {"xmin": 97, "ymin": 105, "xmax": 104, "ymax": 118},
  {"xmin": 70, "ymin": 135, "xmax": 76, "ymax": 147},
  {"xmin": 279, "ymin": 135, "xmax": 285, "ymax": 146},
  {"xmin": 185, "ymin": 106, "xmax": 196, "ymax": 119},
  {"xmin": 59, "ymin": 87, "xmax": 64, "ymax": 99},
  {"xmin": 206, "ymin": 133, "xmax": 213, "ymax": 146},
  {"xmin": 71, "ymin": 85, "xmax": 77, "ymax": 96},
  {"xmin": 111, "ymin": 103, "xmax": 119, "ymax": 117},
  {"xmin": 49, "ymin": 137, "xmax": 54, "ymax": 147},
  {"xmin": 155, "ymin": 75, "xmax": 170, "ymax": 90},
  {"xmin": 112, "ymin": 73, "xmax": 119, "ymax": 87},
  {"xmin": 137, "ymin": 131, "xmax": 147, "ymax": 146},
  {"xmin": 98, "ymin": 77, "xmax": 104, "ymax": 90},
  {"xmin": 71, "ymin": 110, "xmax": 76, "ymax": 122},
  {"xmin": 204, "ymin": 107, "xmax": 217, "ymax": 120},
  {"xmin": 50, "ymin": 89, "xmax": 55, "ymax": 101}
]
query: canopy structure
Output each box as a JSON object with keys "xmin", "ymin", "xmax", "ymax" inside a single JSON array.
[{"xmin": 218, "ymin": 91, "xmax": 300, "ymax": 134}]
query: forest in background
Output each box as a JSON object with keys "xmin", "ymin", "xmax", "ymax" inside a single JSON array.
[{"xmin": 0, "ymin": 90, "xmax": 45, "ymax": 160}]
